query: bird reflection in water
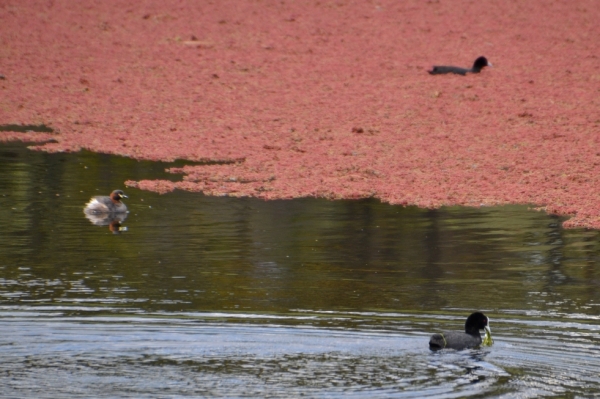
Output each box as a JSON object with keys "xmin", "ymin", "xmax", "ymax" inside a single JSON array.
[{"xmin": 84, "ymin": 212, "xmax": 128, "ymax": 234}]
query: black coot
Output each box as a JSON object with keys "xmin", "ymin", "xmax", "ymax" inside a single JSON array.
[
  {"xmin": 429, "ymin": 312, "xmax": 491, "ymax": 350},
  {"xmin": 428, "ymin": 56, "xmax": 491, "ymax": 75}
]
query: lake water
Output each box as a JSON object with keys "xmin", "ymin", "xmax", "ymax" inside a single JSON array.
[{"xmin": 1, "ymin": 141, "xmax": 600, "ymax": 397}]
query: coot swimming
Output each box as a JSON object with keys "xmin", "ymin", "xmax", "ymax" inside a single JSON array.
[
  {"xmin": 429, "ymin": 312, "xmax": 491, "ymax": 350},
  {"xmin": 428, "ymin": 56, "xmax": 492, "ymax": 75}
]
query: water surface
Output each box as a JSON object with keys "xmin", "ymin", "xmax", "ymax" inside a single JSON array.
[{"xmin": 1, "ymin": 142, "xmax": 600, "ymax": 397}]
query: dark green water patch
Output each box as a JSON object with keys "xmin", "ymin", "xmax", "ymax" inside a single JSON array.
[
  {"xmin": 0, "ymin": 141, "xmax": 214, "ymax": 187},
  {"xmin": 0, "ymin": 124, "xmax": 54, "ymax": 132}
]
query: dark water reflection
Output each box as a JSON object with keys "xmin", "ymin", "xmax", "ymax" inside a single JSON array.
[{"xmin": 1, "ymin": 142, "xmax": 600, "ymax": 397}]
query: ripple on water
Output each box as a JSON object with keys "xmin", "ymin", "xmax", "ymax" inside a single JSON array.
[{"xmin": 1, "ymin": 313, "xmax": 600, "ymax": 398}]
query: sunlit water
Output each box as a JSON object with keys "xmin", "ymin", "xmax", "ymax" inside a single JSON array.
[{"xmin": 1, "ymin": 141, "xmax": 600, "ymax": 397}]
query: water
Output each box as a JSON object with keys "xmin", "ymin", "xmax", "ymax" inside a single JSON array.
[{"xmin": 1, "ymin": 141, "xmax": 600, "ymax": 397}]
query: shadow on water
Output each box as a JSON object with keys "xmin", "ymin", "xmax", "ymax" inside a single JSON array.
[{"xmin": 1, "ymin": 141, "xmax": 600, "ymax": 397}]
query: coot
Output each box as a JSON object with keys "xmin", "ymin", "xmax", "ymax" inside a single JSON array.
[
  {"xmin": 429, "ymin": 312, "xmax": 491, "ymax": 350},
  {"xmin": 84, "ymin": 190, "xmax": 128, "ymax": 214},
  {"xmin": 428, "ymin": 56, "xmax": 492, "ymax": 75}
]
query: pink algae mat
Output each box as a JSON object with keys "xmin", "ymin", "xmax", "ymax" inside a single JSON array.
[{"xmin": 1, "ymin": 0, "xmax": 599, "ymax": 228}]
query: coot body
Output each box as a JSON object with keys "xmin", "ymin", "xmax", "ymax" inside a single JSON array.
[
  {"xmin": 429, "ymin": 312, "xmax": 490, "ymax": 350},
  {"xmin": 428, "ymin": 56, "xmax": 491, "ymax": 75}
]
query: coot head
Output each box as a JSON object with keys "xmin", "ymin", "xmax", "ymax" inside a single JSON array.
[
  {"xmin": 472, "ymin": 56, "xmax": 492, "ymax": 72},
  {"xmin": 464, "ymin": 311, "xmax": 489, "ymax": 333}
]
